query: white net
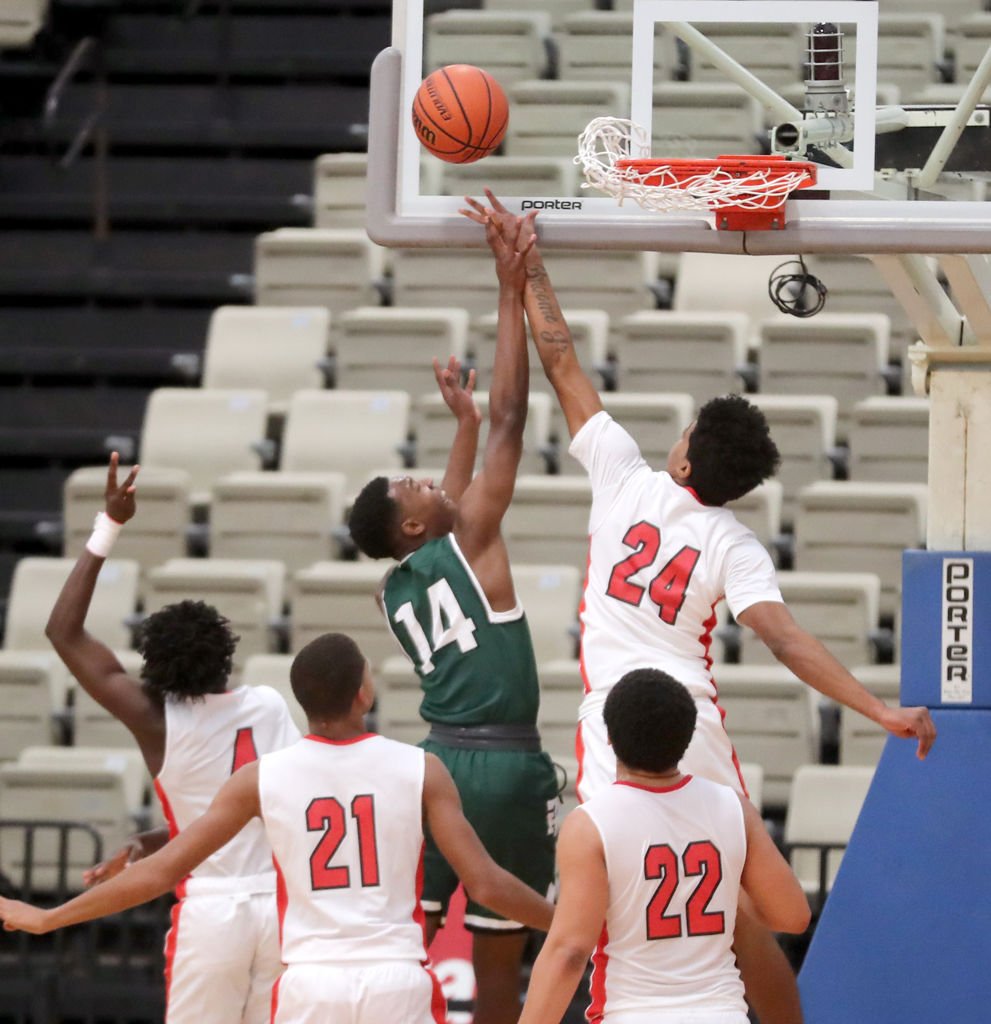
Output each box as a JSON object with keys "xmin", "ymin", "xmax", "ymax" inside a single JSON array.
[{"xmin": 576, "ymin": 116, "xmax": 816, "ymax": 213}]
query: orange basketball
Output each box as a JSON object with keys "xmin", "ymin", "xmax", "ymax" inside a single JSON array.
[{"xmin": 412, "ymin": 64, "xmax": 509, "ymax": 164}]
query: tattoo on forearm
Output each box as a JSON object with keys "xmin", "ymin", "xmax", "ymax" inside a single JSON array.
[
  {"xmin": 539, "ymin": 328, "xmax": 571, "ymax": 355},
  {"xmin": 526, "ymin": 264, "xmax": 560, "ymax": 324}
]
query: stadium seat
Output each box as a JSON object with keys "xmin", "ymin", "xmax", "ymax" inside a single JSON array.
[
  {"xmin": 375, "ymin": 656, "xmax": 426, "ymax": 746},
  {"xmin": 558, "ymin": 13, "xmax": 674, "ymax": 82},
  {"xmin": 615, "ymin": 311, "xmax": 750, "ymax": 407},
  {"xmin": 504, "ymin": 476, "xmax": 592, "ymax": 575},
  {"xmin": 483, "ymin": 0, "xmax": 596, "ymax": 32},
  {"xmin": 389, "ymin": 248, "xmax": 506, "ymax": 319},
  {"xmin": 145, "ymin": 559, "xmax": 286, "ymax": 670},
  {"xmin": 289, "ymin": 561, "xmax": 394, "ymax": 671},
  {"xmin": 784, "ymin": 764, "xmax": 875, "ymax": 909},
  {"xmin": 254, "ymin": 228, "xmax": 386, "ymax": 314},
  {"xmin": 756, "ymin": 315, "xmax": 890, "ymax": 439},
  {"xmin": 210, "ymin": 471, "xmax": 348, "ymax": 574},
  {"xmin": 536, "ymin": 658, "xmax": 582, "ymax": 763},
  {"xmin": 747, "ymin": 394, "xmax": 839, "ymax": 527},
  {"xmin": 738, "ymin": 571, "xmax": 882, "ymax": 670},
  {"xmin": 425, "ymin": 11, "xmax": 552, "ymax": 86},
  {"xmin": 872, "ymin": 15, "xmax": 947, "ymax": 99},
  {"xmin": 471, "ymin": 308, "xmax": 609, "ymax": 407},
  {"xmin": 63, "ymin": 466, "xmax": 191, "ymax": 581},
  {"xmin": 839, "ymin": 665, "xmax": 901, "ymax": 767},
  {"xmin": 4, "ymin": 557, "xmax": 139, "ymax": 655},
  {"xmin": 794, "ymin": 482, "xmax": 927, "ymax": 617},
  {"xmin": 652, "ymin": 83, "xmax": 764, "ymax": 157},
  {"xmin": 139, "ymin": 388, "xmax": 268, "ymax": 507},
  {"xmin": 0, "ymin": 652, "xmax": 62, "ymax": 763},
  {"xmin": 201, "ymin": 306, "xmax": 331, "ymax": 416},
  {"xmin": 335, "ymin": 307, "xmax": 469, "ymax": 394},
  {"xmin": 504, "ymin": 80, "xmax": 630, "ymax": 159},
  {"xmin": 511, "ymin": 564, "xmax": 582, "ymax": 666},
  {"xmin": 685, "ymin": 20, "xmax": 806, "ymax": 89},
  {"xmin": 726, "ymin": 479, "xmax": 784, "ymax": 558},
  {"xmin": 19, "ymin": 746, "xmax": 147, "ymax": 820},
  {"xmin": 713, "ymin": 664, "xmax": 820, "ymax": 811},
  {"xmin": 848, "ymin": 396, "xmax": 930, "ymax": 484},
  {"xmin": 313, "ymin": 153, "xmax": 369, "ymax": 230},
  {"xmin": 953, "ymin": 14, "xmax": 991, "ymax": 82},
  {"xmin": 0, "ymin": 0, "xmax": 48, "ymax": 47},
  {"xmin": 280, "ymin": 389, "xmax": 410, "ymax": 496},
  {"xmin": 414, "ymin": 391, "xmax": 552, "ymax": 477},
  {"xmin": 441, "ymin": 155, "xmax": 581, "ymax": 200},
  {"xmin": 241, "ymin": 654, "xmax": 308, "ymax": 735},
  {"xmin": 0, "ymin": 759, "xmax": 137, "ymax": 892}
]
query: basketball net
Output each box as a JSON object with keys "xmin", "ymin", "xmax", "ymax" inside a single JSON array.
[{"xmin": 576, "ymin": 116, "xmax": 818, "ymax": 227}]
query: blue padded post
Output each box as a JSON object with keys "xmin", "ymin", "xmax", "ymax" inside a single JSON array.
[{"xmin": 799, "ymin": 552, "xmax": 991, "ymax": 1023}]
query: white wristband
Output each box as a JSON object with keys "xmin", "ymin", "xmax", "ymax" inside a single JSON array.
[{"xmin": 86, "ymin": 512, "xmax": 124, "ymax": 558}]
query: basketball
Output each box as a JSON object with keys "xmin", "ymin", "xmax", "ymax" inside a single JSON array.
[{"xmin": 411, "ymin": 64, "xmax": 508, "ymax": 164}]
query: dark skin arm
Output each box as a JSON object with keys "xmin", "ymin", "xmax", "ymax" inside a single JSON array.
[
  {"xmin": 83, "ymin": 826, "xmax": 170, "ymax": 887},
  {"xmin": 434, "ymin": 355, "xmax": 481, "ymax": 503},
  {"xmin": 449, "ymin": 209, "xmax": 536, "ymax": 611},
  {"xmin": 462, "ymin": 191, "xmax": 603, "ymax": 439},
  {"xmin": 422, "ymin": 754, "xmax": 553, "ymax": 931},
  {"xmin": 44, "ymin": 453, "xmax": 166, "ymax": 776},
  {"xmin": 738, "ymin": 600, "xmax": 936, "ymax": 759},
  {"xmin": 0, "ymin": 764, "xmax": 260, "ymax": 934}
]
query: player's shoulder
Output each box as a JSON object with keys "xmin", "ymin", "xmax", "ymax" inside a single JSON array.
[{"xmin": 242, "ymin": 683, "xmax": 291, "ymax": 713}]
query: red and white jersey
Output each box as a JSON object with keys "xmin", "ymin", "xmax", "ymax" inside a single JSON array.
[
  {"xmin": 155, "ymin": 685, "xmax": 301, "ymax": 893},
  {"xmin": 581, "ymin": 776, "xmax": 747, "ymax": 1021},
  {"xmin": 570, "ymin": 412, "xmax": 782, "ymax": 712},
  {"xmin": 258, "ymin": 733, "xmax": 428, "ymax": 967}
]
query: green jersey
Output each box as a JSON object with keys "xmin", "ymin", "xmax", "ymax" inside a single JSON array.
[{"xmin": 382, "ymin": 534, "xmax": 540, "ymax": 726}]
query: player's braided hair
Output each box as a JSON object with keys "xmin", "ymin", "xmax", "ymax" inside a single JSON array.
[
  {"xmin": 604, "ymin": 669, "xmax": 698, "ymax": 774},
  {"xmin": 290, "ymin": 633, "xmax": 366, "ymax": 720},
  {"xmin": 136, "ymin": 600, "xmax": 237, "ymax": 702},
  {"xmin": 348, "ymin": 476, "xmax": 399, "ymax": 560},
  {"xmin": 687, "ymin": 395, "xmax": 780, "ymax": 506}
]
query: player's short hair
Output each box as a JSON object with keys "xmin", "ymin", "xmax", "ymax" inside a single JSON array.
[
  {"xmin": 348, "ymin": 476, "xmax": 399, "ymax": 560},
  {"xmin": 137, "ymin": 600, "xmax": 238, "ymax": 702},
  {"xmin": 290, "ymin": 632, "xmax": 367, "ymax": 720},
  {"xmin": 604, "ymin": 668, "xmax": 698, "ymax": 774},
  {"xmin": 687, "ymin": 394, "xmax": 780, "ymax": 506}
]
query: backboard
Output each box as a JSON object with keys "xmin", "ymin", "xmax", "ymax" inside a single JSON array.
[{"xmin": 367, "ymin": 0, "xmax": 991, "ymax": 253}]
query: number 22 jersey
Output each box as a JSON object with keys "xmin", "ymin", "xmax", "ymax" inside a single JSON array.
[{"xmin": 569, "ymin": 411, "xmax": 783, "ymax": 716}]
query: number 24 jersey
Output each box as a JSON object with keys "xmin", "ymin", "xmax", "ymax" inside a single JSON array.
[{"xmin": 570, "ymin": 412, "xmax": 783, "ymax": 710}]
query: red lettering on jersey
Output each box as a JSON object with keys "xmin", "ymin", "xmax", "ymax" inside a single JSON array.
[
  {"xmin": 307, "ymin": 797, "xmax": 350, "ymax": 890},
  {"xmin": 644, "ymin": 844, "xmax": 682, "ymax": 939},
  {"xmin": 683, "ymin": 841, "xmax": 726, "ymax": 935},
  {"xmin": 606, "ymin": 523, "xmax": 700, "ymax": 626},
  {"xmin": 231, "ymin": 727, "xmax": 260, "ymax": 775},
  {"xmin": 644, "ymin": 840, "xmax": 725, "ymax": 940},
  {"xmin": 351, "ymin": 794, "xmax": 381, "ymax": 887}
]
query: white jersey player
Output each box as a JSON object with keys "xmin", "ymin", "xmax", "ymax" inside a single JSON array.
[
  {"xmin": 0, "ymin": 632, "xmax": 556, "ymax": 1024},
  {"xmin": 518, "ymin": 669, "xmax": 810, "ymax": 1024},
  {"xmin": 460, "ymin": 191, "xmax": 934, "ymax": 1024},
  {"xmin": 43, "ymin": 454, "xmax": 299, "ymax": 1024}
]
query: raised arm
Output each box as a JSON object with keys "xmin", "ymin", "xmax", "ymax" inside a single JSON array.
[
  {"xmin": 45, "ymin": 454, "xmax": 165, "ymax": 772},
  {"xmin": 737, "ymin": 600, "xmax": 936, "ymax": 759},
  {"xmin": 464, "ymin": 191, "xmax": 603, "ymax": 439},
  {"xmin": 517, "ymin": 810, "xmax": 607, "ymax": 1024},
  {"xmin": 0, "ymin": 763, "xmax": 260, "ymax": 934},
  {"xmin": 433, "ymin": 355, "xmax": 480, "ymax": 503},
  {"xmin": 422, "ymin": 754, "xmax": 554, "ymax": 932}
]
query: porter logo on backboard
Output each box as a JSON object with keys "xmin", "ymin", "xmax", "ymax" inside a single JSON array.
[{"xmin": 941, "ymin": 558, "xmax": 974, "ymax": 704}]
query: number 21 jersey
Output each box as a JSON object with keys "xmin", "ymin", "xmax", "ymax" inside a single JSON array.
[{"xmin": 570, "ymin": 412, "xmax": 783, "ymax": 711}]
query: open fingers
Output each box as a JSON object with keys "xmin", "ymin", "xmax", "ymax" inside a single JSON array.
[
  {"xmin": 107, "ymin": 450, "xmax": 119, "ymax": 491},
  {"xmin": 484, "ymin": 188, "xmax": 510, "ymax": 214},
  {"xmin": 465, "ymin": 367, "xmax": 476, "ymax": 395},
  {"xmin": 915, "ymin": 709, "xmax": 936, "ymax": 760},
  {"xmin": 121, "ymin": 463, "xmax": 140, "ymax": 494}
]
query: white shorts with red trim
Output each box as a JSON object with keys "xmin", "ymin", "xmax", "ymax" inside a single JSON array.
[
  {"xmin": 271, "ymin": 961, "xmax": 446, "ymax": 1024},
  {"xmin": 164, "ymin": 890, "xmax": 281, "ymax": 1024},
  {"xmin": 576, "ymin": 699, "xmax": 746, "ymax": 804}
]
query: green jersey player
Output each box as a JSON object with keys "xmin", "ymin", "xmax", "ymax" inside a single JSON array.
[{"xmin": 347, "ymin": 211, "xmax": 558, "ymax": 1024}]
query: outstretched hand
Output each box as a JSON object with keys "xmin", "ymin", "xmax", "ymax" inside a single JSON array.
[
  {"xmin": 879, "ymin": 705, "xmax": 937, "ymax": 760},
  {"xmin": 83, "ymin": 837, "xmax": 143, "ymax": 888},
  {"xmin": 105, "ymin": 452, "xmax": 139, "ymax": 525},
  {"xmin": 0, "ymin": 896, "xmax": 50, "ymax": 934},
  {"xmin": 460, "ymin": 190, "xmax": 537, "ymax": 291},
  {"xmin": 433, "ymin": 356, "xmax": 480, "ymax": 427}
]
